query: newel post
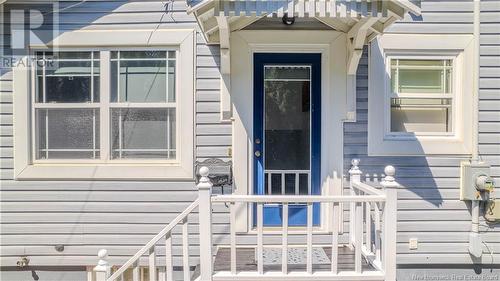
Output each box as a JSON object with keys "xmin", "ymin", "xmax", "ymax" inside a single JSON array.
[
  {"xmin": 198, "ymin": 167, "xmax": 213, "ymax": 280},
  {"xmin": 381, "ymin": 166, "xmax": 399, "ymax": 281},
  {"xmin": 94, "ymin": 249, "xmax": 110, "ymax": 281},
  {"xmin": 349, "ymin": 159, "xmax": 362, "ymax": 246}
]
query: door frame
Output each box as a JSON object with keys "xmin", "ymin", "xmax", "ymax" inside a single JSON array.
[
  {"xmin": 230, "ymin": 30, "xmax": 348, "ymax": 233},
  {"xmin": 253, "ymin": 53, "xmax": 321, "ymax": 226}
]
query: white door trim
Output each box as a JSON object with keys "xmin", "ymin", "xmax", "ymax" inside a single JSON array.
[{"xmin": 230, "ymin": 30, "xmax": 348, "ymax": 233}]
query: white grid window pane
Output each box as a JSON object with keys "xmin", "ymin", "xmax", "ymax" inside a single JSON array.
[
  {"xmin": 36, "ymin": 51, "xmax": 100, "ymax": 103},
  {"xmin": 111, "ymin": 108, "xmax": 176, "ymax": 159},
  {"xmin": 35, "ymin": 109, "xmax": 100, "ymax": 159},
  {"xmin": 391, "ymin": 59, "xmax": 452, "ymax": 94},
  {"xmin": 110, "ymin": 51, "xmax": 175, "ymax": 103}
]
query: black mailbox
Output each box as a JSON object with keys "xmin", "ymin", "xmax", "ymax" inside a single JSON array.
[{"xmin": 195, "ymin": 158, "xmax": 233, "ymax": 195}]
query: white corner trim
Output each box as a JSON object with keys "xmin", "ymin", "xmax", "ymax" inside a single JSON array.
[
  {"xmin": 368, "ymin": 34, "xmax": 474, "ymax": 156},
  {"xmin": 13, "ymin": 29, "xmax": 195, "ymax": 180}
]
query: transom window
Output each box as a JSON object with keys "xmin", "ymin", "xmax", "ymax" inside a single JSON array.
[
  {"xmin": 388, "ymin": 58, "xmax": 454, "ymax": 135},
  {"xmin": 34, "ymin": 50, "xmax": 177, "ymax": 161}
]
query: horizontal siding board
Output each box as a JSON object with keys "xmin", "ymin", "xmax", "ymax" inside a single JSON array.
[
  {"xmin": 0, "ymin": 80, "xmax": 12, "ymax": 92},
  {"xmin": 0, "ymin": 169, "xmax": 14, "ymax": 180},
  {"xmin": 0, "ymin": 147, "xmax": 13, "ymax": 158},
  {"xmin": 197, "ymin": 67, "xmax": 220, "ymax": 79},
  {"xmin": 197, "ymin": 113, "xmax": 222, "ymax": 124},
  {"xmin": 197, "ymin": 135, "xmax": 231, "ymax": 146},
  {"xmin": 196, "ymin": 146, "xmax": 230, "ymax": 157},
  {"xmin": 0, "ymin": 125, "xmax": 13, "ymax": 136},
  {"xmin": 0, "ymin": 158, "xmax": 13, "ymax": 168},
  {"xmin": 0, "ymin": 103, "xmax": 13, "ymax": 114},
  {"xmin": 0, "ymin": 191, "xmax": 198, "ymax": 202},
  {"xmin": 0, "ymin": 114, "xmax": 13, "ymax": 125},
  {"xmin": 197, "ymin": 91, "xmax": 220, "ymax": 102},
  {"xmin": 196, "ymin": 79, "xmax": 220, "ymax": 90},
  {"xmin": 196, "ymin": 124, "xmax": 231, "ymax": 135},
  {"xmin": 386, "ymin": 23, "xmax": 473, "ymax": 34},
  {"xmin": 0, "ymin": 136, "xmax": 13, "ymax": 147},
  {"xmin": 0, "ymin": 181, "xmax": 197, "ymax": 190},
  {"xmin": 0, "ymin": 213, "xmax": 231, "ymax": 224},
  {"xmin": 0, "ymin": 93, "xmax": 13, "ymax": 103}
]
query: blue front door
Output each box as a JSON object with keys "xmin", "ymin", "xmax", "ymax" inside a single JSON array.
[{"xmin": 253, "ymin": 53, "xmax": 321, "ymax": 227}]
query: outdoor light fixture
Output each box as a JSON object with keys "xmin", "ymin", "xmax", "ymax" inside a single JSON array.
[{"xmin": 282, "ymin": 13, "xmax": 295, "ymax": 25}]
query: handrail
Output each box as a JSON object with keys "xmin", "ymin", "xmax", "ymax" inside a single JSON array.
[
  {"xmin": 212, "ymin": 194, "xmax": 386, "ymax": 203},
  {"xmin": 106, "ymin": 199, "xmax": 200, "ymax": 281},
  {"xmin": 94, "ymin": 162, "xmax": 399, "ymax": 281},
  {"xmin": 351, "ymin": 181, "xmax": 385, "ymax": 196}
]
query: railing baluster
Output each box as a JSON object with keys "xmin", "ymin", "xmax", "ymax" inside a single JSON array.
[
  {"xmin": 257, "ymin": 203, "xmax": 264, "ymax": 275},
  {"xmin": 120, "ymin": 273, "xmax": 124, "ymax": 281},
  {"xmin": 267, "ymin": 173, "xmax": 271, "ymax": 195},
  {"xmin": 365, "ymin": 202, "xmax": 372, "ymax": 252},
  {"xmin": 374, "ymin": 203, "xmax": 381, "ymax": 263},
  {"xmin": 230, "ymin": 202, "xmax": 237, "ymax": 275},
  {"xmin": 282, "ymin": 203, "xmax": 288, "ymax": 275},
  {"xmin": 281, "ymin": 173, "xmax": 285, "ymax": 195},
  {"xmin": 182, "ymin": 217, "xmax": 190, "ymax": 281},
  {"xmin": 331, "ymin": 202, "xmax": 339, "ymax": 274},
  {"xmin": 132, "ymin": 262, "xmax": 140, "ymax": 281},
  {"xmin": 307, "ymin": 172, "xmax": 311, "ymax": 195},
  {"xmin": 165, "ymin": 232, "xmax": 173, "ymax": 281},
  {"xmin": 355, "ymin": 201, "xmax": 363, "ymax": 273},
  {"xmin": 295, "ymin": 173, "xmax": 299, "ymax": 195},
  {"xmin": 306, "ymin": 202, "xmax": 313, "ymax": 274},
  {"xmin": 149, "ymin": 247, "xmax": 157, "ymax": 281},
  {"xmin": 158, "ymin": 267, "xmax": 165, "ymax": 281}
]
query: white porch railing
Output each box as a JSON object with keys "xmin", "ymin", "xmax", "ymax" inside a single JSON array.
[{"xmin": 94, "ymin": 160, "xmax": 400, "ymax": 281}]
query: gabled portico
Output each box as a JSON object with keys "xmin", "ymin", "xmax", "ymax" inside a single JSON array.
[{"xmin": 188, "ymin": 0, "xmax": 421, "ymax": 120}]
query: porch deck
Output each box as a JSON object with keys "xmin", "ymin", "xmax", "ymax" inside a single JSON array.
[{"xmin": 213, "ymin": 247, "xmax": 374, "ymax": 273}]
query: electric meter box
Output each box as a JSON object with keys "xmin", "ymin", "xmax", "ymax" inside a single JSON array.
[{"xmin": 460, "ymin": 161, "xmax": 494, "ymax": 201}]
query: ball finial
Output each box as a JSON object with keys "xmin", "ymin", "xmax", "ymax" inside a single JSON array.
[
  {"xmin": 199, "ymin": 166, "xmax": 209, "ymax": 177},
  {"xmin": 384, "ymin": 165, "xmax": 395, "ymax": 177},
  {"xmin": 97, "ymin": 249, "xmax": 108, "ymax": 259},
  {"xmin": 351, "ymin": 158, "xmax": 360, "ymax": 167}
]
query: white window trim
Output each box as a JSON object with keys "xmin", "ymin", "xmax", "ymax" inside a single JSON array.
[
  {"xmin": 13, "ymin": 29, "xmax": 195, "ymax": 180},
  {"xmin": 368, "ymin": 34, "xmax": 474, "ymax": 156}
]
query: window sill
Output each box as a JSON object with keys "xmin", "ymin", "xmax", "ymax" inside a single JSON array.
[{"xmin": 16, "ymin": 164, "xmax": 194, "ymax": 181}]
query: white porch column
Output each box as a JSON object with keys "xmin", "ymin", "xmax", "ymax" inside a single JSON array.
[
  {"xmin": 94, "ymin": 249, "xmax": 110, "ymax": 281},
  {"xmin": 381, "ymin": 166, "xmax": 399, "ymax": 281},
  {"xmin": 198, "ymin": 167, "xmax": 214, "ymax": 280}
]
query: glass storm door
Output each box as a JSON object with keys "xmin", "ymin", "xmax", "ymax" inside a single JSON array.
[{"xmin": 253, "ymin": 53, "xmax": 321, "ymax": 227}]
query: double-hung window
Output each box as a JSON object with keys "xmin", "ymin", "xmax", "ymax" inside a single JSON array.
[
  {"xmin": 368, "ymin": 34, "xmax": 474, "ymax": 156},
  {"xmin": 14, "ymin": 29, "xmax": 195, "ymax": 180},
  {"xmin": 34, "ymin": 50, "xmax": 177, "ymax": 162},
  {"xmin": 388, "ymin": 57, "xmax": 454, "ymax": 135}
]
